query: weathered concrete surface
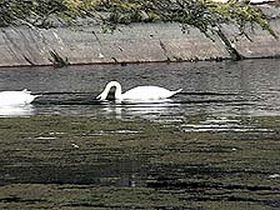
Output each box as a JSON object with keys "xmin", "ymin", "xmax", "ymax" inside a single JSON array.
[
  {"xmin": 0, "ymin": 6, "xmax": 279, "ymax": 67},
  {"xmin": 224, "ymin": 20, "xmax": 280, "ymax": 58},
  {"xmin": 0, "ymin": 24, "xmax": 230, "ymax": 67}
]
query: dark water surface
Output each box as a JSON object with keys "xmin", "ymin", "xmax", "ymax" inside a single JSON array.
[
  {"xmin": 0, "ymin": 59, "xmax": 280, "ymax": 119},
  {"xmin": 0, "ymin": 60, "xmax": 280, "ymax": 209}
]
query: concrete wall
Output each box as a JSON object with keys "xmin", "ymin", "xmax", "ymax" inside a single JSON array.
[{"xmin": 0, "ymin": 7, "xmax": 279, "ymax": 67}]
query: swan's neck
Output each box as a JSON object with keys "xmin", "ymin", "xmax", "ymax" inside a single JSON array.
[{"xmin": 113, "ymin": 83, "xmax": 122, "ymax": 100}]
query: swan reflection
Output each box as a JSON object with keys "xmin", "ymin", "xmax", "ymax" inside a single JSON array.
[
  {"xmin": 100, "ymin": 99, "xmax": 181, "ymax": 120},
  {"xmin": 0, "ymin": 105, "xmax": 35, "ymax": 117}
]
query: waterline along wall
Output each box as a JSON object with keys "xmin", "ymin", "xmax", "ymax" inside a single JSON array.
[{"xmin": 0, "ymin": 5, "xmax": 279, "ymax": 67}]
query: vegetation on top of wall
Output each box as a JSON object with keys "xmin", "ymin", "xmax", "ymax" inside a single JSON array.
[
  {"xmin": 0, "ymin": 0, "xmax": 276, "ymax": 35},
  {"xmin": 0, "ymin": 0, "xmax": 278, "ymax": 59}
]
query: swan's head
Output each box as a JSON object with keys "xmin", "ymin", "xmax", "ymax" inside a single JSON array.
[
  {"xmin": 96, "ymin": 81, "xmax": 122, "ymax": 101},
  {"xmin": 96, "ymin": 89, "xmax": 116, "ymax": 101},
  {"xmin": 96, "ymin": 91, "xmax": 108, "ymax": 101}
]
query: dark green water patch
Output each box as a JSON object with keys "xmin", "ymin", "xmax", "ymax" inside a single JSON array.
[{"xmin": 0, "ymin": 115, "xmax": 279, "ymax": 209}]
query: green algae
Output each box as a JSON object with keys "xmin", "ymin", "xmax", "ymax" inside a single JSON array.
[{"xmin": 0, "ymin": 115, "xmax": 279, "ymax": 209}]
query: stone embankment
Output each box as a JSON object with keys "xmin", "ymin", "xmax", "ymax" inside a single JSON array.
[{"xmin": 0, "ymin": 3, "xmax": 279, "ymax": 67}]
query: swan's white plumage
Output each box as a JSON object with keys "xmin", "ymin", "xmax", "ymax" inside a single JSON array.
[
  {"xmin": 0, "ymin": 89, "xmax": 39, "ymax": 106},
  {"xmin": 96, "ymin": 81, "xmax": 182, "ymax": 102}
]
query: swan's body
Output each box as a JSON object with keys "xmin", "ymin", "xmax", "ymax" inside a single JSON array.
[
  {"xmin": 0, "ymin": 89, "xmax": 39, "ymax": 106},
  {"xmin": 96, "ymin": 81, "xmax": 182, "ymax": 102}
]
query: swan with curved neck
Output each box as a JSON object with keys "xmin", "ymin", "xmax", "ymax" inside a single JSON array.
[
  {"xmin": 96, "ymin": 81, "xmax": 182, "ymax": 102},
  {"xmin": 0, "ymin": 89, "xmax": 39, "ymax": 106}
]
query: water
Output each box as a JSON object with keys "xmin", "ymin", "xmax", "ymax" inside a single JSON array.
[
  {"xmin": 0, "ymin": 59, "xmax": 280, "ymax": 209},
  {"xmin": 0, "ymin": 59, "xmax": 279, "ymax": 123},
  {"xmin": 0, "ymin": 60, "xmax": 280, "ymax": 117}
]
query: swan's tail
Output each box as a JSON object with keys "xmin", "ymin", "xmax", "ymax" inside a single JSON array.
[
  {"xmin": 22, "ymin": 89, "xmax": 42, "ymax": 102},
  {"xmin": 22, "ymin": 89, "xmax": 31, "ymax": 94},
  {"xmin": 173, "ymin": 88, "xmax": 183, "ymax": 95},
  {"xmin": 33, "ymin": 94, "xmax": 43, "ymax": 99}
]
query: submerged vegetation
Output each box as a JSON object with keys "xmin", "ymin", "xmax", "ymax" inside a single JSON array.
[
  {"xmin": 0, "ymin": 115, "xmax": 280, "ymax": 209},
  {"xmin": 0, "ymin": 0, "xmax": 278, "ymax": 60}
]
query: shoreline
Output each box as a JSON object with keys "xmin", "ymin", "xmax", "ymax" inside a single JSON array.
[{"xmin": 1, "ymin": 55, "xmax": 280, "ymax": 69}]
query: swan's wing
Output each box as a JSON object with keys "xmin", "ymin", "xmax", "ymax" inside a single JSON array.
[{"xmin": 122, "ymin": 86, "xmax": 179, "ymax": 100}]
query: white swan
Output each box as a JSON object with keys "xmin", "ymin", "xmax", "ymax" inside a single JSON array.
[
  {"xmin": 96, "ymin": 81, "xmax": 182, "ymax": 102},
  {"xmin": 0, "ymin": 89, "xmax": 39, "ymax": 106}
]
